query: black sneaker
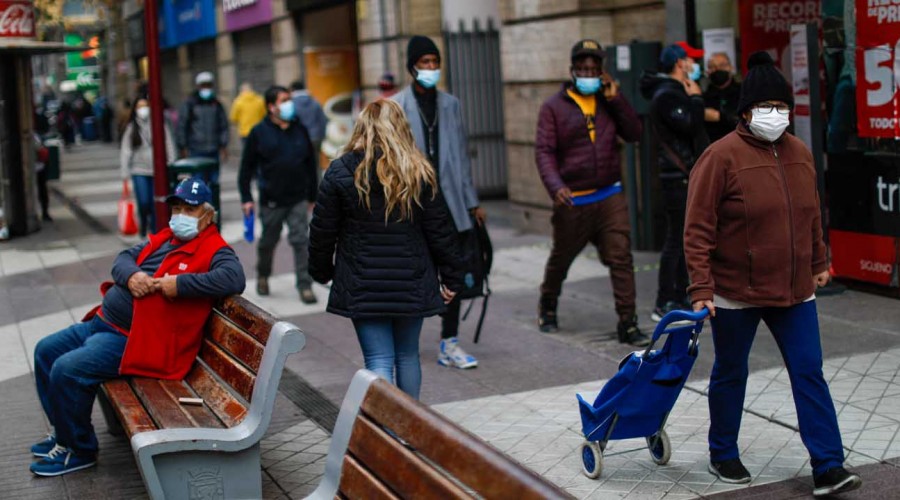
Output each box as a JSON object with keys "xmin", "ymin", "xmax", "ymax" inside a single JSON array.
[
  {"xmin": 617, "ymin": 317, "xmax": 650, "ymax": 347},
  {"xmin": 708, "ymin": 458, "xmax": 752, "ymax": 484},
  {"xmin": 813, "ymin": 467, "xmax": 861, "ymax": 496},
  {"xmin": 538, "ymin": 297, "xmax": 558, "ymax": 333}
]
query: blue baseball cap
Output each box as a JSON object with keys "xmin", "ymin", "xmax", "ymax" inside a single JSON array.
[
  {"xmin": 166, "ymin": 177, "xmax": 212, "ymax": 206},
  {"xmin": 659, "ymin": 44, "xmax": 687, "ymax": 72}
]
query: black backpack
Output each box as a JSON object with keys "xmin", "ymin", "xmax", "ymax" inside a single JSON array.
[{"xmin": 455, "ymin": 217, "xmax": 493, "ymax": 343}]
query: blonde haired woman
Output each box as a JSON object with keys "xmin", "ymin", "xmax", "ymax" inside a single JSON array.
[{"xmin": 309, "ymin": 99, "xmax": 463, "ymax": 398}]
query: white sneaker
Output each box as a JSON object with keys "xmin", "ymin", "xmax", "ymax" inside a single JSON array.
[{"xmin": 438, "ymin": 337, "xmax": 478, "ymax": 369}]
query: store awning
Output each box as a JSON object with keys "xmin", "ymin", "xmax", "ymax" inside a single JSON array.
[{"xmin": 0, "ymin": 39, "xmax": 87, "ymax": 54}]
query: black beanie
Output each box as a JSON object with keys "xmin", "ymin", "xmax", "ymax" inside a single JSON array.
[
  {"xmin": 737, "ymin": 51, "xmax": 794, "ymax": 113},
  {"xmin": 407, "ymin": 35, "xmax": 440, "ymax": 75}
]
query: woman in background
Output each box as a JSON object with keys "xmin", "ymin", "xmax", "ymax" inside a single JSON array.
[{"xmin": 120, "ymin": 97, "xmax": 176, "ymax": 237}]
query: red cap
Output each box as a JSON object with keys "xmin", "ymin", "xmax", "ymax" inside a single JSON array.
[{"xmin": 675, "ymin": 41, "xmax": 704, "ymax": 59}]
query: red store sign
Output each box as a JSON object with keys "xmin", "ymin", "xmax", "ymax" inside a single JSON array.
[
  {"xmin": 856, "ymin": 0, "xmax": 900, "ymax": 137},
  {"xmin": 0, "ymin": 0, "xmax": 35, "ymax": 39}
]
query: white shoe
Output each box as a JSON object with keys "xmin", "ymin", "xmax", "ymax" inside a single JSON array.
[{"xmin": 438, "ymin": 337, "xmax": 478, "ymax": 369}]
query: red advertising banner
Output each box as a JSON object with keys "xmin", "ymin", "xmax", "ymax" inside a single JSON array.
[
  {"xmin": 829, "ymin": 229, "xmax": 898, "ymax": 286},
  {"xmin": 856, "ymin": 0, "xmax": 900, "ymax": 137},
  {"xmin": 739, "ymin": 0, "xmax": 821, "ymax": 75},
  {"xmin": 0, "ymin": 0, "xmax": 34, "ymax": 39}
]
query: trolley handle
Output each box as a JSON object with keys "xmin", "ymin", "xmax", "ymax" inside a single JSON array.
[{"xmin": 641, "ymin": 307, "xmax": 710, "ymax": 359}]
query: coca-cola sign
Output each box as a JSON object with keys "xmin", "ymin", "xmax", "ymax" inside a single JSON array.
[{"xmin": 0, "ymin": 1, "xmax": 35, "ymax": 39}]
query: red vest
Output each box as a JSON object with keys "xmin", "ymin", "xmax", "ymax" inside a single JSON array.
[{"xmin": 110, "ymin": 226, "xmax": 228, "ymax": 379}]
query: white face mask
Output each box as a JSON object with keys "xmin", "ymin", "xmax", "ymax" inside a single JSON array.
[
  {"xmin": 748, "ymin": 108, "xmax": 790, "ymax": 142},
  {"xmin": 136, "ymin": 107, "xmax": 150, "ymax": 121}
]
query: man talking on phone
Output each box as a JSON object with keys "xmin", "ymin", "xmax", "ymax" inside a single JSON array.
[{"xmin": 535, "ymin": 39, "xmax": 648, "ymax": 346}]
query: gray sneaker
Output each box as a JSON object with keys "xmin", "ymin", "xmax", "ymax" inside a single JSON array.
[{"xmin": 299, "ymin": 286, "xmax": 317, "ymax": 304}]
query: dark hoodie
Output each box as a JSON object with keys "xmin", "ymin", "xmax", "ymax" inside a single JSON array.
[{"xmin": 639, "ymin": 71, "xmax": 709, "ymax": 179}]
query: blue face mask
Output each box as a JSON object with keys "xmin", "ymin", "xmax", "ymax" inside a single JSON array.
[
  {"xmin": 416, "ymin": 69, "xmax": 441, "ymax": 89},
  {"xmin": 689, "ymin": 62, "xmax": 702, "ymax": 82},
  {"xmin": 278, "ymin": 100, "xmax": 296, "ymax": 121},
  {"xmin": 574, "ymin": 77, "xmax": 601, "ymax": 95},
  {"xmin": 198, "ymin": 88, "xmax": 214, "ymax": 100},
  {"xmin": 169, "ymin": 213, "xmax": 200, "ymax": 240}
]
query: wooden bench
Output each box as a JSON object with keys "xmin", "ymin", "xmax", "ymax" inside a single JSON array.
[
  {"xmin": 307, "ymin": 370, "xmax": 573, "ymax": 500},
  {"xmin": 97, "ymin": 296, "xmax": 305, "ymax": 500}
]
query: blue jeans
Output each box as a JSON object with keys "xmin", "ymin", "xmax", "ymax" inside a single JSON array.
[
  {"xmin": 131, "ymin": 174, "xmax": 155, "ymax": 236},
  {"xmin": 34, "ymin": 317, "xmax": 127, "ymax": 456},
  {"xmin": 708, "ymin": 301, "xmax": 844, "ymax": 475},
  {"xmin": 352, "ymin": 318, "xmax": 424, "ymax": 399},
  {"xmin": 188, "ymin": 149, "xmax": 220, "ymax": 184}
]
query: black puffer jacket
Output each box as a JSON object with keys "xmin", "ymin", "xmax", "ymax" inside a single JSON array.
[
  {"xmin": 309, "ymin": 151, "xmax": 464, "ymax": 319},
  {"xmin": 639, "ymin": 71, "xmax": 709, "ymax": 179}
]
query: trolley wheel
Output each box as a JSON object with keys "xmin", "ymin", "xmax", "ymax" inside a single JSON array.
[
  {"xmin": 646, "ymin": 430, "xmax": 671, "ymax": 465},
  {"xmin": 580, "ymin": 441, "xmax": 604, "ymax": 479}
]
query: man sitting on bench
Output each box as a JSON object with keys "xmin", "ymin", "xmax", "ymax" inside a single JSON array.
[{"xmin": 30, "ymin": 177, "xmax": 246, "ymax": 477}]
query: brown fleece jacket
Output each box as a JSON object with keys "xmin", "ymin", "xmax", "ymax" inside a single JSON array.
[{"xmin": 684, "ymin": 124, "xmax": 828, "ymax": 307}]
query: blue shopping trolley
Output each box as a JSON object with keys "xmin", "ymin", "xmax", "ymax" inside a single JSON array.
[{"xmin": 576, "ymin": 308, "xmax": 710, "ymax": 479}]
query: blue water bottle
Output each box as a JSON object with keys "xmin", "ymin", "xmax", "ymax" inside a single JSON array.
[{"xmin": 243, "ymin": 209, "xmax": 255, "ymax": 243}]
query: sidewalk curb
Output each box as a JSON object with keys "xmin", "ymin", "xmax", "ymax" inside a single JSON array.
[{"xmin": 50, "ymin": 185, "xmax": 111, "ymax": 235}]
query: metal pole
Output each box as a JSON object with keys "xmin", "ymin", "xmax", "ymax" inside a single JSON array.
[
  {"xmin": 378, "ymin": 0, "xmax": 389, "ymax": 74},
  {"xmin": 144, "ymin": 0, "xmax": 169, "ymax": 232},
  {"xmin": 806, "ymin": 22, "xmax": 827, "ymax": 245}
]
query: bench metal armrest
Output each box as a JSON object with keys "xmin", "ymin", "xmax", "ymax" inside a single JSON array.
[
  {"xmin": 134, "ymin": 320, "xmax": 305, "ymax": 500},
  {"xmin": 306, "ymin": 369, "xmax": 379, "ymax": 500}
]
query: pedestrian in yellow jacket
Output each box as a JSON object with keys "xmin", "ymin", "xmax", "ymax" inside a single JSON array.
[{"xmin": 229, "ymin": 82, "xmax": 266, "ymax": 141}]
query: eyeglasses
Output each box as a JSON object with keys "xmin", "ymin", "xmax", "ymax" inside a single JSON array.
[{"xmin": 754, "ymin": 103, "xmax": 791, "ymax": 115}]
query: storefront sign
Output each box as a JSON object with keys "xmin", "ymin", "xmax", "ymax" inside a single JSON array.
[
  {"xmin": 855, "ymin": 0, "xmax": 900, "ymax": 137},
  {"xmin": 790, "ymin": 24, "xmax": 813, "ymax": 150},
  {"xmin": 223, "ymin": 0, "xmax": 272, "ymax": 32},
  {"xmin": 828, "ymin": 153, "xmax": 900, "ymax": 238},
  {"xmin": 701, "ymin": 28, "xmax": 736, "ymax": 72},
  {"xmin": 829, "ymin": 229, "xmax": 898, "ymax": 286},
  {"xmin": 739, "ymin": 0, "xmax": 821, "ymax": 76},
  {"xmin": 64, "ymin": 33, "xmax": 101, "ymax": 94},
  {"xmin": 304, "ymin": 47, "xmax": 359, "ymax": 164},
  {"xmin": 159, "ymin": 0, "xmax": 217, "ymax": 49},
  {"xmin": 0, "ymin": 0, "xmax": 34, "ymax": 39}
]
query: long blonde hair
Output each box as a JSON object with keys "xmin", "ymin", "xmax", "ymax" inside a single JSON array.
[{"xmin": 345, "ymin": 99, "xmax": 438, "ymax": 222}]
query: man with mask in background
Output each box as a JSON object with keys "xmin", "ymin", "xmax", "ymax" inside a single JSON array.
[
  {"xmin": 703, "ymin": 52, "xmax": 742, "ymax": 143},
  {"xmin": 239, "ymin": 86, "xmax": 319, "ymax": 304},
  {"xmin": 393, "ymin": 35, "xmax": 485, "ymax": 369},
  {"xmin": 177, "ymin": 72, "xmax": 230, "ymax": 183},
  {"xmin": 29, "ymin": 177, "xmax": 245, "ymax": 477},
  {"xmin": 535, "ymin": 39, "xmax": 648, "ymax": 346},
  {"xmin": 640, "ymin": 43, "xmax": 709, "ymax": 322}
]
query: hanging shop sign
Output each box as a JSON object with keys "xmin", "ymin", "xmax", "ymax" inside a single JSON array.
[
  {"xmin": 739, "ymin": 0, "xmax": 821, "ymax": 76},
  {"xmin": 0, "ymin": 0, "xmax": 34, "ymax": 39},
  {"xmin": 223, "ymin": 0, "xmax": 273, "ymax": 32},
  {"xmin": 855, "ymin": 0, "xmax": 900, "ymax": 138},
  {"xmin": 63, "ymin": 32, "xmax": 101, "ymax": 93},
  {"xmin": 159, "ymin": 0, "xmax": 217, "ymax": 49}
]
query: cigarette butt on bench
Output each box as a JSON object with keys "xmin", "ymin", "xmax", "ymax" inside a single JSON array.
[{"xmin": 178, "ymin": 397, "xmax": 204, "ymax": 406}]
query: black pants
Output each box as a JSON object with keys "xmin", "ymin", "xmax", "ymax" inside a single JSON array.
[
  {"xmin": 37, "ymin": 168, "xmax": 50, "ymax": 219},
  {"xmin": 440, "ymin": 296, "xmax": 461, "ymax": 339},
  {"xmin": 655, "ymin": 179, "xmax": 689, "ymax": 308}
]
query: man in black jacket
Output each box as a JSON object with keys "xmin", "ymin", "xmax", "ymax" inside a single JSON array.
[
  {"xmin": 639, "ymin": 44, "xmax": 710, "ymax": 322},
  {"xmin": 239, "ymin": 86, "xmax": 319, "ymax": 304},
  {"xmin": 703, "ymin": 52, "xmax": 742, "ymax": 143}
]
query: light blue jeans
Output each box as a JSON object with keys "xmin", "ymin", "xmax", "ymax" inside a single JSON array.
[{"xmin": 352, "ymin": 318, "xmax": 424, "ymax": 399}]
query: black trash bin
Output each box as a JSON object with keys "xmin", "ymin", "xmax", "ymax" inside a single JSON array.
[{"xmin": 168, "ymin": 157, "xmax": 221, "ymax": 225}]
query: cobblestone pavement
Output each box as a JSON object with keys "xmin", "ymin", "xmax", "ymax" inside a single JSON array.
[{"xmin": 2, "ymin": 142, "xmax": 899, "ymax": 498}]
